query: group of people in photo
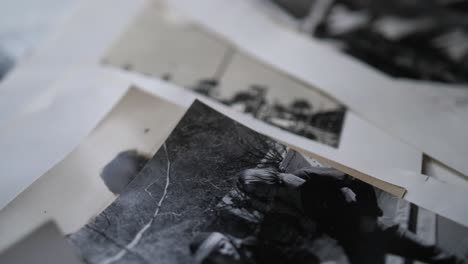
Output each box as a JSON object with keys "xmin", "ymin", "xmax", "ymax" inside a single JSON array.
[
  {"xmin": 193, "ymin": 80, "xmax": 345, "ymax": 147},
  {"xmin": 189, "ymin": 152, "xmax": 465, "ymax": 264}
]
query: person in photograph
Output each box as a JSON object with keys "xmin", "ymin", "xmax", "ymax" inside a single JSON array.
[
  {"xmin": 190, "ymin": 225, "xmax": 324, "ymax": 264},
  {"xmin": 189, "ymin": 232, "xmax": 257, "ymax": 264},
  {"xmin": 237, "ymin": 167, "xmax": 465, "ymax": 264},
  {"xmin": 252, "ymin": 211, "xmax": 335, "ymax": 264},
  {"xmin": 192, "ymin": 79, "xmax": 220, "ymax": 99},
  {"xmin": 223, "ymin": 85, "xmax": 268, "ymax": 118},
  {"xmin": 193, "ymin": 167, "xmax": 329, "ymax": 263}
]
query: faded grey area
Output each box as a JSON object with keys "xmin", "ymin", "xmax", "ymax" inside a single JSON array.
[{"xmin": 68, "ymin": 100, "xmax": 282, "ymax": 263}]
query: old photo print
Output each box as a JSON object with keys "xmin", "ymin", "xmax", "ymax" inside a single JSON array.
[
  {"xmin": 68, "ymin": 101, "xmax": 468, "ymax": 264},
  {"xmin": 0, "ymin": 87, "xmax": 187, "ymax": 252},
  {"xmin": 103, "ymin": 2, "xmax": 346, "ymax": 148},
  {"xmin": 264, "ymin": 0, "xmax": 468, "ymax": 84}
]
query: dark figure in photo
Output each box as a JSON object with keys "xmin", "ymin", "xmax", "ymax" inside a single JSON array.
[
  {"xmin": 190, "ymin": 232, "xmax": 257, "ymax": 264},
  {"xmin": 192, "ymin": 79, "xmax": 219, "ymax": 98},
  {"xmin": 69, "ymin": 101, "xmax": 468, "ymax": 264},
  {"xmin": 191, "ymin": 80, "xmax": 345, "ymax": 148},
  {"xmin": 100, "ymin": 150, "xmax": 150, "ymax": 195},
  {"xmin": 0, "ymin": 49, "xmax": 14, "ymax": 81},
  {"xmin": 190, "ymin": 225, "xmax": 322, "ymax": 264},
  {"xmin": 237, "ymin": 167, "xmax": 464, "ymax": 264},
  {"xmin": 252, "ymin": 211, "xmax": 325, "ymax": 264},
  {"xmin": 223, "ymin": 85, "xmax": 268, "ymax": 119}
]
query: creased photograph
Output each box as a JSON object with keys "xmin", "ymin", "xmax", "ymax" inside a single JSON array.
[{"xmin": 68, "ymin": 101, "xmax": 468, "ymax": 264}]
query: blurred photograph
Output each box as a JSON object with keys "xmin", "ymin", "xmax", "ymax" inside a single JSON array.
[
  {"xmin": 264, "ymin": 0, "xmax": 468, "ymax": 84},
  {"xmin": 68, "ymin": 101, "xmax": 467, "ymax": 264}
]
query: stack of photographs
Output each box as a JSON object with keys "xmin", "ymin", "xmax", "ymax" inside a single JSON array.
[
  {"xmin": 1, "ymin": 87, "xmax": 467, "ymax": 263},
  {"xmin": 98, "ymin": 0, "xmax": 468, "ymax": 224},
  {"xmin": 165, "ymin": 0, "xmax": 468, "ymax": 180},
  {"xmin": 65, "ymin": 99, "xmax": 467, "ymax": 264},
  {"xmin": 60, "ymin": 95, "xmax": 467, "ymax": 263},
  {"xmin": 0, "ymin": 1, "xmax": 468, "ymax": 264},
  {"xmin": 102, "ymin": 2, "xmax": 346, "ymax": 149}
]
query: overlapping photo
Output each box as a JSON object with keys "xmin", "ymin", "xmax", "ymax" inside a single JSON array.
[
  {"xmin": 0, "ymin": 87, "xmax": 186, "ymax": 250},
  {"xmin": 103, "ymin": 2, "xmax": 346, "ymax": 148},
  {"xmin": 264, "ymin": 0, "xmax": 468, "ymax": 84},
  {"xmin": 68, "ymin": 100, "xmax": 468, "ymax": 264}
]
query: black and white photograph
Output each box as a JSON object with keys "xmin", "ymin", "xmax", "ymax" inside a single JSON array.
[
  {"xmin": 2, "ymin": 0, "xmax": 468, "ymax": 264},
  {"xmin": 263, "ymin": 0, "xmax": 468, "ymax": 84},
  {"xmin": 191, "ymin": 52, "xmax": 346, "ymax": 148},
  {"xmin": 68, "ymin": 100, "xmax": 468, "ymax": 264},
  {"xmin": 0, "ymin": 87, "xmax": 187, "ymax": 252},
  {"xmin": 103, "ymin": 2, "xmax": 346, "ymax": 148}
]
